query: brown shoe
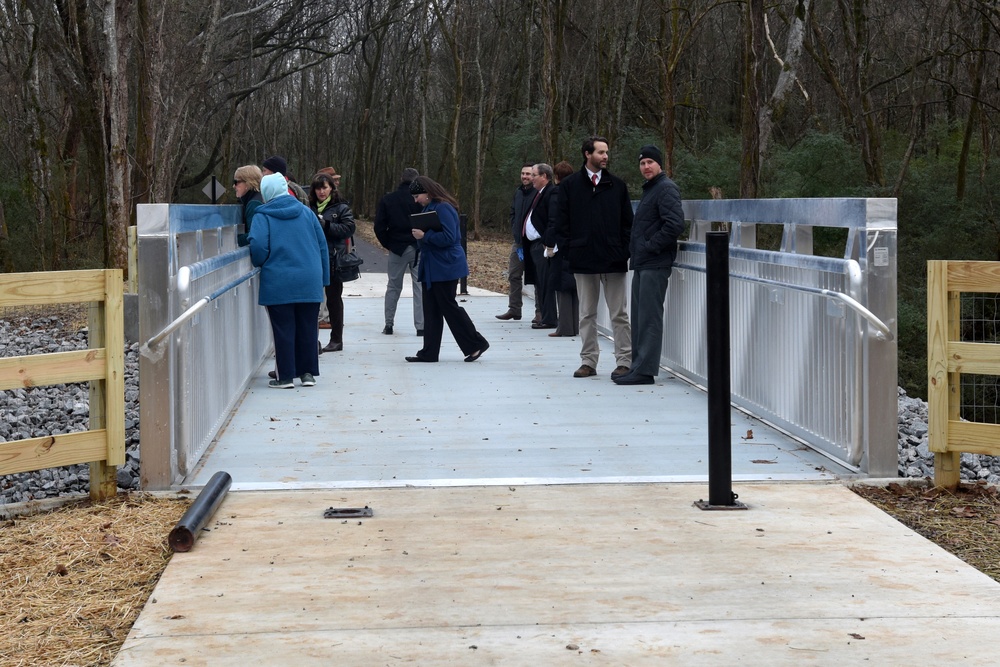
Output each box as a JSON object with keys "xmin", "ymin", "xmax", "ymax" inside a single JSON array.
[
  {"xmin": 573, "ymin": 364, "xmax": 596, "ymax": 378},
  {"xmin": 495, "ymin": 310, "xmax": 522, "ymax": 321},
  {"xmin": 611, "ymin": 365, "xmax": 630, "ymax": 379}
]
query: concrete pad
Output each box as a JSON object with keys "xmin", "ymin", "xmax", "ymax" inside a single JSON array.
[{"xmin": 114, "ymin": 483, "xmax": 1000, "ymax": 665}]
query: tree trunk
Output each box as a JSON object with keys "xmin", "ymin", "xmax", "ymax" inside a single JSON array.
[
  {"xmin": 957, "ymin": 7, "xmax": 989, "ymax": 201},
  {"xmin": 740, "ymin": 0, "xmax": 765, "ymax": 198},
  {"xmin": 758, "ymin": 0, "xmax": 811, "ymax": 169}
]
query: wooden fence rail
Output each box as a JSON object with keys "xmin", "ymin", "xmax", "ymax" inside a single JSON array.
[
  {"xmin": 927, "ymin": 260, "xmax": 1000, "ymax": 489},
  {"xmin": 0, "ymin": 270, "xmax": 124, "ymax": 500}
]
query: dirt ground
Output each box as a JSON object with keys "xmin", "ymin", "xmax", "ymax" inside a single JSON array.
[{"xmin": 3, "ymin": 221, "xmax": 1000, "ymax": 664}]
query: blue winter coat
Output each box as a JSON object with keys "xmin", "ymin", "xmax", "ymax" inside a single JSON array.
[
  {"xmin": 416, "ymin": 201, "xmax": 468, "ymax": 286},
  {"xmin": 248, "ymin": 195, "xmax": 330, "ymax": 306}
]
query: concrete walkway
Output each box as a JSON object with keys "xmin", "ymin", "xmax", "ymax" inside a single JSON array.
[
  {"xmin": 114, "ymin": 483, "xmax": 1000, "ymax": 665},
  {"xmin": 114, "ymin": 263, "xmax": 1000, "ymax": 664}
]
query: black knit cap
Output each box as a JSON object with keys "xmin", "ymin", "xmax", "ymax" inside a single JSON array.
[
  {"xmin": 409, "ymin": 179, "xmax": 428, "ymax": 195},
  {"xmin": 262, "ymin": 155, "xmax": 288, "ymax": 176},
  {"xmin": 638, "ymin": 145, "xmax": 663, "ymax": 168}
]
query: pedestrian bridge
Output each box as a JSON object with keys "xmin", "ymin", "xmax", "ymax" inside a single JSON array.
[{"xmin": 135, "ymin": 198, "xmax": 897, "ymax": 491}]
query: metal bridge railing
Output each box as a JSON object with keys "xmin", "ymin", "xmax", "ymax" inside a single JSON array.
[
  {"xmin": 595, "ymin": 198, "xmax": 898, "ymax": 475},
  {"xmin": 137, "ymin": 204, "xmax": 272, "ymax": 489}
]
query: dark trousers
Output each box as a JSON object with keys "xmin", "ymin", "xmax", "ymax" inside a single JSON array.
[
  {"xmin": 629, "ymin": 268, "xmax": 671, "ymax": 376},
  {"xmin": 266, "ymin": 302, "xmax": 321, "ymax": 381},
  {"xmin": 325, "ymin": 279, "xmax": 344, "ymax": 344},
  {"xmin": 530, "ymin": 241, "xmax": 558, "ymax": 326},
  {"xmin": 417, "ymin": 279, "xmax": 487, "ymax": 361},
  {"xmin": 554, "ymin": 289, "xmax": 580, "ymax": 336}
]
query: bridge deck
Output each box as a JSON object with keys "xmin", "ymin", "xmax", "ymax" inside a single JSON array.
[{"xmin": 186, "ymin": 274, "xmax": 851, "ymax": 490}]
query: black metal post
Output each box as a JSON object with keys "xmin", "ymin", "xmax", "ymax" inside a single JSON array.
[
  {"xmin": 169, "ymin": 471, "xmax": 233, "ymax": 551},
  {"xmin": 459, "ymin": 213, "xmax": 469, "ymax": 294},
  {"xmin": 697, "ymin": 232, "xmax": 747, "ymax": 510}
]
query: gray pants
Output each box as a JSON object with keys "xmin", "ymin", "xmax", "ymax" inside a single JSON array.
[
  {"xmin": 385, "ymin": 245, "xmax": 423, "ymax": 330},
  {"xmin": 506, "ymin": 243, "xmax": 524, "ymax": 314},
  {"xmin": 575, "ymin": 272, "xmax": 631, "ymax": 369},
  {"xmin": 629, "ymin": 268, "xmax": 670, "ymax": 376}
]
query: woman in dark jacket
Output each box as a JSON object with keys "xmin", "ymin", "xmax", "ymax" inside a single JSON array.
[
  {"xmin": 234, "ymin": 165, "xmax": 264, "ymax": 247},
  {"xmin": 405, "ymin": 176, "xmax": 489, "ymax": 363},
  {"xmin": 310, "ymin": 172, "xmax": 355, "ymax": 352},
  {"xmin": 544, "ymin": 161, "xmax": 579, "ymax": 337}
]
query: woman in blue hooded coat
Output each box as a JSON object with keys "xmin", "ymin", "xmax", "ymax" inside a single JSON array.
[
  {"xmin": 248, "ymin": 173, "xmax": 330, "ymax": 387},
  {"xmin": 405, "ymin": 176, "xmax": 489, "ymax": 363}
]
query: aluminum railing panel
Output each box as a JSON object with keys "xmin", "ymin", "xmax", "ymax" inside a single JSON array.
[{"xmin": 138, "ymin": 204, "xmax": 272, "ymax": 488}]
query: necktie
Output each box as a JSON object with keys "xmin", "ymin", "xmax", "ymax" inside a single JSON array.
[{"xmin": 591, "ymin": 173, "xmax": 598, "ymax": 187}]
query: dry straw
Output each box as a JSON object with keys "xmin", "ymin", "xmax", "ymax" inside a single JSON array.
[{"xmin": 0, "ymin": 493, "xmax": 191, "ymax": 667}]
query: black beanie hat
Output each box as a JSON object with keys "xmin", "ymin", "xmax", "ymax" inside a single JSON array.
[
  {"xmin": 409, "ymin": 179, "xmax": 428, "ymax": 195},
  {"xmin": 262, "ymin": 155, "xmax": 288, "ymax": 176},
  {"xmin": 638, "ymin": 145, "xmax": 663, "ymax": 168}
]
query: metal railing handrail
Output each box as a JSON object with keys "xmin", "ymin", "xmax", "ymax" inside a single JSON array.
[
  {"xmin": 672, "ymin": 260, "xmax": 893, "ymax": 342},
  {"xmin": 145, "ymin": 264, "xmax": 259, "ymax": 352}
]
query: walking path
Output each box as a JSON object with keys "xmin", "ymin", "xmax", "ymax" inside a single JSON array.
[{"xmin": 114, "ymin": 256, "xmax": 1000, "ymax": 664}]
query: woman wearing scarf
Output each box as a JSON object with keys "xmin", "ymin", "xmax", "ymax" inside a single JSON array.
[
  {"xmin": 248, "ymin": 173, "xmax": 329, "ymax": 388},
  {"xmin": 310, "ymin": 172, "xmax": 356, "ymax": 352}
]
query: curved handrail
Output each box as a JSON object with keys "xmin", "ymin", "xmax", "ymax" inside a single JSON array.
[{"xmin": 672, "ymin": 262, "xmax": 893, "ymax": 342}]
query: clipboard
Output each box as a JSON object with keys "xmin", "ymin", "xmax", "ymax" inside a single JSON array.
[{"xmin": 410, "ymin": 210, "xmax": 443, "ymax": 232}]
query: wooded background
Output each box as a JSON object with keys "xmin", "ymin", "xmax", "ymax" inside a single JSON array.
[{"xmin": 1, "ymin": 0, "xmax": 998, "ymax": 398}]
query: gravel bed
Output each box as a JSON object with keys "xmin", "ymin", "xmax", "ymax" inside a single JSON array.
[{"xmin": 1, "ymin": 315, "xmax": 997, "ymax": 504}]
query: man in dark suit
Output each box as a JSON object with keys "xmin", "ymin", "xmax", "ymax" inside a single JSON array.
[
  {"xmin": 555, "ymin": 136, "xmax": 634, "ymax": 380},
  {"xmin": 521, "ymin": 163, "xmax": 557, "ymax": 329},
  {"xmin": 374, "ymin": 168, "xmax": 424, "ymax": 335}
]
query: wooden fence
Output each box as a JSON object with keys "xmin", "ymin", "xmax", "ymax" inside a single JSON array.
[
  {"xmin": 0, "ymin": 270, "xmax": 124, "ymax": 501},
  {"xmin": 927, "ymin": 260, "xmax": 1000, "ymax": 489}
]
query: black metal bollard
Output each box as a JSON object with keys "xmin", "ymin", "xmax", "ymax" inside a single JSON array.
[
  {"xmin": 459, "ymin": 214, "xmax": 469, "ymax": 294},
  {"xmin": 169, "ymin": 471, "xmax": 233, "ymax": 552},
  {"xmin": 696, "ymin": 232, "xmax": 747, "ymax": 511}
]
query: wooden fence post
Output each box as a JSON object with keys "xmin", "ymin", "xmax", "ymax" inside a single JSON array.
[{"xmin": 928, "ymin": 261, "xmax": 961, "ymax": 489}]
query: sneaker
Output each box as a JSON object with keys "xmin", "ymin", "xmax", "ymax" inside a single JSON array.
[
  {"xmin": 299, "ymin": 373, "xmax": 316, "ymax": 387},
  {"xmin": 382, "ymin": 325, "xmax": 393, "ymax": 335},
  {"xmin": 268, "ymin": 378, "xmax": 294, "ymax": 389}
]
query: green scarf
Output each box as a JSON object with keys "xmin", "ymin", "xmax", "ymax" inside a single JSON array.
[{"xmin": 316, "ymin": 196, "xmax": 331, "ymax": 214}]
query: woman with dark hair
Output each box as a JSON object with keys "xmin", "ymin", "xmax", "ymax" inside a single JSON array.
[
  {"xmin": 234, "ymin": 164, "xmax": 264, "ymax": 247},
  {"xmin": 310, "ymin": 172, "xmax": 355, "ymax": 352},
  {"xmin": 405, "ymin": 176, "xmax": 489, "ymax": 363},
  {"xmin": 544, "ymin": 161, "xmax": 580, "ymax": 337}
]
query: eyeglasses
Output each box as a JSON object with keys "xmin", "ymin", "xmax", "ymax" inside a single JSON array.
[{"xmin": 233, "ymin": 179, "xmax": 244, "ymax": 186}]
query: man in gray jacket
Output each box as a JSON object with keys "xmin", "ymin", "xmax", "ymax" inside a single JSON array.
[
  {"xmin": 614, "ymin": 145, "xmax": 685, "ymax": 385},
  {"xmin": 496, "ymin": 163, "xmax": 536, "ymax": 321}
]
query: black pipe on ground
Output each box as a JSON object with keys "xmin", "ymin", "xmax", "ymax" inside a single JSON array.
[{"xmin": 169, "ymin": 471, "xmax": 232, "ymax": 552}]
